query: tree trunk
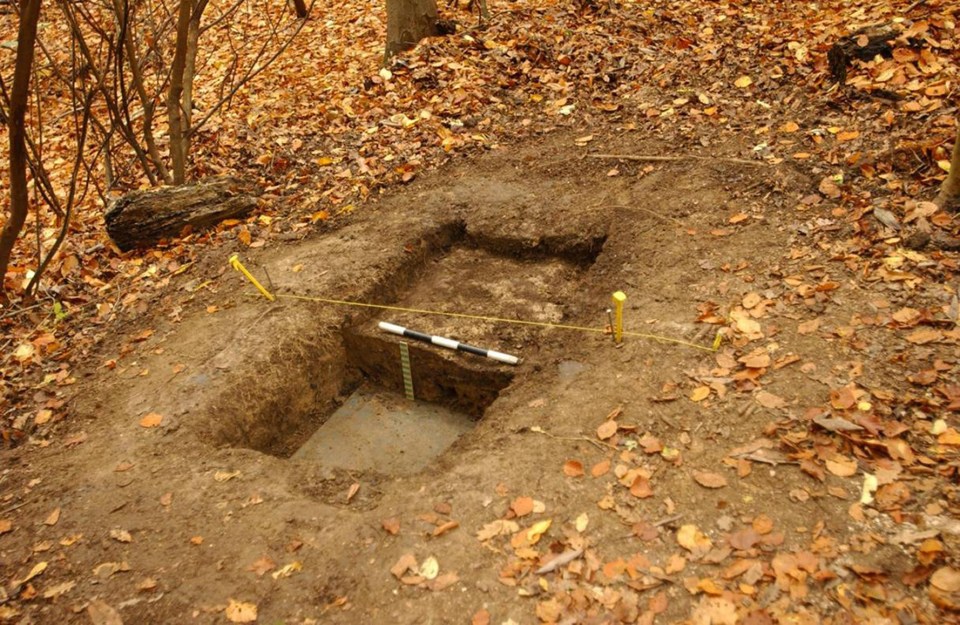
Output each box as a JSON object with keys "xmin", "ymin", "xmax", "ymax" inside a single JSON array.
[
  {"xmin": 291, "ymin": 0, "xmax": 308, "ymax": 18},
  {"xmin": 385, "ymin": 0, "xmax": 439, "ymax": 60},
  {"xmin": 168, "ymin": 0, "xmax": 193, "ymax": 184},
  {"xmin": 935, "ymin": 124, "xmax": 960, "ymax": 211},
  {"xmin": 181, "ymin": 2, "xmax": 202, "ymax": 164},
  {"xmin": 104, "ymin": 177, "xmax": 258, "ymax": 251},
  {"xmin": 0, "ymin": 0, "xmax": 42, "ymax": 296}
]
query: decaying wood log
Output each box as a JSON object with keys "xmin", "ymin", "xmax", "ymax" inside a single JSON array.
[
  {"xmin": 828, "ymin": 26, "xmax": 897, "ymax": 84},
  {"xmin": 105, "ymin": 176, "xmax": 258, "ymax": 251}
]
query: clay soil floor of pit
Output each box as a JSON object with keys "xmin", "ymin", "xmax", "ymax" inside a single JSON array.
[{"xmin": 1, "ymin": 126, "xmax": 955, "ymax": 625}]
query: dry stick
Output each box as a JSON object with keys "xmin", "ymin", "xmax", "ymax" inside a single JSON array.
[
  {"xmin": 589, "ymin": 153, "xmax": 770, "ymax": 167},
  {"xmin": 529, "ymin": 426, "xmax": 613, "ymax": 451}
]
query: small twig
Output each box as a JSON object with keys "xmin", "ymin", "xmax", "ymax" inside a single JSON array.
[
  {"xmin": 589, "ymin": 153, "xmax": 770, "ymax": 167},
  {"xmin": 653, "ymin": 513, "xmax": 684, "ymax": 527},
  {"xmin": 1, "ymin": 500, "xmax": 27, "ymax": 515},
  {"xmin": 528, "ymin": 426, "xmax": 613, "ymax": 451},
  {"xmin": 536, "ymin": 548, "xmax": 584, "ymax": 574},
  {"xmin": 904, "ymin": 0, "xmax": 928, "ymax": 12}
]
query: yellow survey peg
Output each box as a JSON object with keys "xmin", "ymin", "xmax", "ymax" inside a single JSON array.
[
  {"xmin": 612, "ymin": 291, "xmax": 626, "ymax": 344},
  {"xmin": 229, "ymin": 254, "xmax": 275, "ymax": 301}
]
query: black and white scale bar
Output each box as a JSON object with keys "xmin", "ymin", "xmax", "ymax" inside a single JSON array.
[{"xmin": 378, "ymin": 322, "xmax": 519, "ymax": 365}]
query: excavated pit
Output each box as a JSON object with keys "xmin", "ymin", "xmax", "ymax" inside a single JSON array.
[{"xmin": 214, "ymin": 233, "xmax": 603, "ymax": 476}]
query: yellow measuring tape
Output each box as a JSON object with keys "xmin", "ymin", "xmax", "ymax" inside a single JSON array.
[{"xmin": 229, "ymin": 255, "xmax": 719, "ymax": 353}]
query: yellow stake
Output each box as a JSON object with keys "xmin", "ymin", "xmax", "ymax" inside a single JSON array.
[
  {"xmin": 229, "ymin": 254, "xmax": 275, "ymax": 301},
  {"xmin": 612, "ymin": 291, "xmax": 626, "ymax": 344}
]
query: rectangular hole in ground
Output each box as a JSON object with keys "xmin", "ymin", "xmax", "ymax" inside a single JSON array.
[{"xmin": 225, "ymin": 245, "xmax": 588, "ymax": 476}]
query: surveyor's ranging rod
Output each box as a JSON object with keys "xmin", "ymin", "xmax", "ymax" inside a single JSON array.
[{"xmin": 378, "ymin": 321, "xmax": 520, "ymax": 365}]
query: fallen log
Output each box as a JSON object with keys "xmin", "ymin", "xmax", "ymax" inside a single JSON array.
[{"xmin": 105, "ymin": 176, "xmax": 258, "ymax": 251}]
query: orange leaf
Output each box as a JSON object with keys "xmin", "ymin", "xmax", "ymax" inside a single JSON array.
[
  {"xmin": 563, "ymin": 460, "xmax": 584, "ymax": 477},
  {"xmin": 693, "ymin": 470, "xmax": 728, "ymax": 489},
  {"xmin": 139, "ymin": 413, "xmax": 164, "ymax": 428},
  {"xmin": 511, "ymin": 497, "xmax": 534, "ymax": 517},
  {"xmin": 44, "ymin": 508, "xmax": 61, "ymax": 526},
  {"xmin": 591, "ymin": 459, "xmax": 611, "ymax": 478},
  {"xmin": 596, "ymin": 420, "xmax": 618, "ymax": 440},
  {"xmin": 825, "ymin": 456, "xmax": 858, "ymax": 477},
  {"xmin": 690, "ymin": 386, "xmax": 711, "ymax": 402}
]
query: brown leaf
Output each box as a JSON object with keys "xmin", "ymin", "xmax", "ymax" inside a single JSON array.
[
  {"xmin": 728, "ymin": 529, "xmax": 759, "ymax": 551},
  {"xmin": 693, "ymin": 470, "xmax": 728, "ymax": 489},
  {"xmin": 432, "ymin": 520, "xmax": 459, "ymax": 537},
  {"xmin": 0, "ymin": 519, "xmax": 12, "ymax": 534},
  {"xmin": 471, "ymin": 609, "xmax": 491, "ymax": 625},
  {"xmin": 390, "ymin": 553, "xmax": 417, "ymax": 579},
  {"xmin": 825, "ymin": 455, "xmax": 858, "ymax": 477},
  {"xmin": 677, "ymin": 524, "xmax": 712, "ymax": 555},
  {"xmin": 690, "ymin": 386, "xmax": 711, "ymax": 402},
  {"xmin": 562, "ymin": 460, "xmax": 584, "ymax": 477},
  {"xmin": 109, "ymin": 529, "xmax": 132, "ymax": 543},
  {"xmin": 931, "ymin": 567, "xmax": 960, "ymax": 592},
  {"xmin": 224, "ymin": 599, "xmax": 258, "ymax": 623},
  {"xmin": 818, "ymin": 177, "xmax": 841, "ymax": 199},
  {"xmin": 346, "ymin": 482, "xmax": 360, "ymax": 503},
  {"xmin": 754, "ymin": 391, "xmax": 785, "ymax": 409},
  {"xmin": 596, "ymin": 420, "xmax": 618, "ymax": 440},
  {"xmin": 44, "ymin": 507, "xmax": 61, "ymax": 526},
  {"xmin": 427, "ymin": 571, "xmax": 459, "ymax": 591},
  {"xmin": 87, "ymin": 599, "xmax": 123, "ymax": 625},
  {"xmin": 247, "ymin": 556, "xmax": 276, "ymax": 577},
  {"xmin": 752, "ymin": 515, "xmax": 774, "ymax": 535},
  {"xmin": 159, "ymin": 492, "xmax": 172, "ymax": 507},
  {"xmin": 511, "ymin": 497, "xmax": 534, "ymax": 517},
  {"xmin": 906, "ymin": 328, "xmax": 943, "ymax": 345},
  {"xmin": 590, "ymin": 459, "xmax": 611, "ymax": 478},
  {"xmin": 829, "ymin": 386, "xmax": 857, "ymax": 410},
  {"xmin": 138, "ymin": 413, "xmax": 163, "ymax": 428},
  {"xmin": 629, "ymin": 476, "xmax": 654, "ymax": 498},
  {"xmin": 813, "ymin": 414, "xmax": 863, "ymax": 433},
  {"xmin": 381, "ymin": 518, "xmax": 400, "ymax": 535}
]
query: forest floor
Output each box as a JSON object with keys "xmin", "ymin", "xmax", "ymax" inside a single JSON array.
[{"xmin": 2, "ymin": 0, "xmax": 960, "ymax": 624}]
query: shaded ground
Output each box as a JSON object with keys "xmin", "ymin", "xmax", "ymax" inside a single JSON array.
[{"xmin": 2, "ymin": 121, "xmax": 958, "ymax": 624}]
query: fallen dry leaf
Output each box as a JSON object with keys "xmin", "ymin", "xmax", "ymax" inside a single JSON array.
[
  {"xmin": 754, "ymin": 390, "xmax": 785, "ymax": 409},
  {"xmin": 87, "ymin": 599, "xmax": 123, "ymax": 625},
  {"xmin": 596, "ymin": 420, "xmax": 618, "ymax": 440},
  {"xmin": 511, "ymin": 496, "xmax": 534, "ymax": 517},
  {"xmin": 591, "ymin": 459, "xmax": 611, "ymax": 478},
  {"xmin": 690, "ymin": 386, "xmax": 711, "ymax": 402},
  {"xmin": 563, "ymin": 459, "xmax": 584, "ymax": 477},
  {"xmin": 41, "ymin": 580, "xmax": 75, "ymax": 600},
  {"xmin": 138, "ymin": 412, "xmax": 163, "ymax": 428},
  {"xmin": 677, "ymin": 524, "xmax": 712, "ymax": 555},
  {"xmin": 225, "ymin": 599, "xmax": 258, "ymax": 623},
  {"xmin": 476, "ymin": 519, "xmax": 518, "ymax": 542},
  {"xmin": 826, "ymin": 455, "xmax": 858, "ymax": 478},
  {"xmin": 247, "ymin": 555, "xmax": 276, "ymax": 577},
  {"xmin": 390, "ymin": 553, "xmax": 417, "ymax": 579},
  {"xmin": 693, "ymin": 470, "xmax": 728, "ymax": 489},
  {"xmin": 44, "ymin": 507, "xmax": 60, "ymax": 526},
  {"xmin": 381, "ymin": 517, "xmax": 400, "ymax": 535}
]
